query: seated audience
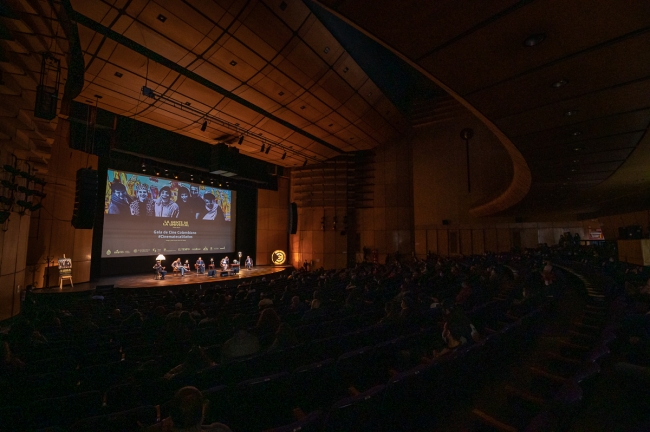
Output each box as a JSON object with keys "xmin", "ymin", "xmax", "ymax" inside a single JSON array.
[
  {"xmin": 164, "ymin": 345, "xmax": 216, "ymax": 381},
  {"xmin": 146, "ymin": 386, "xmax": 232, "ymax": 432},
  {"xmin": 220, "ymin": 314, "xmax": 260, "ymax": 363}
]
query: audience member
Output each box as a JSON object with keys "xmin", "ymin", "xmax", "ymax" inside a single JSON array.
[{"xmin": 221, "ymin": 314, "xmax": 260, "ymax": 363}]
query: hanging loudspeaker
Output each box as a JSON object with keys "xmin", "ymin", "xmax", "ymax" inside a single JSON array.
[
  {"xmin": 72, "ymin": 168, "xmax": 98, "ymax": 229},
  {"xmin": 288, "ymin": 202, "xmax": 298, "ymax": 234}
]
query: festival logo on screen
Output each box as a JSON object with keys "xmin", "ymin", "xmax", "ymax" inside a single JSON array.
[{"xmin": 104, "ymin": 170, "xmax": 232, "ymax": 221}]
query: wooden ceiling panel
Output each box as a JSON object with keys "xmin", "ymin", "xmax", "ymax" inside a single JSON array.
[
  {"xmin": 136, "ymin": 2, "xmax": 207, "ymax": 51},
  {"xmin": 184, "ymin": 0, "xmax": 229, "ymax": 25},
  {"xmin": 252, "ymin": 117, "xmax": 294, "ymax": 139},
  {"xmin": 221, "ymin": 35, "xmax": 268, "ymax": 71},
  {"xmin": 69, "ymin": 0, "xmax": 113, "ymax": 25},
  {"xmin": 122, "ymin": 21, "xmax": 189, "ymax": 63},
  {"xmin": 232, "ymin": 23, "xmax": 277, "ymax": 61},
  {"xmin": 249, "ymin": 75, "xmax": 295, "ymax": 104},
  {"xmin": 469, "ymin": 32, "xmax": 650, "ymax": 119},
  {"xmin": 191, "ymin": 60, "xmax": 241, "ymax": 91},
  {"xmin": 301, "ymin": 15, "xmax": 345, "ymax": 66},
  {"xmin": 284, "ymin": 39, "xmax": 329, "ymax": 82},
  {"xmin": 327, "ymin": 0, "xmax": 518, "ymax": 60},
  {"xmin": 496, "ymin": 78, "xmax": 650, "ymax": 137},
  {"xmin": 274, "ymin": 56, "xmax": 313, "ymax": 88},
  {"xmin": 151, "ymin": 0, "xmax": 217, "ymax": 37},
  {"xmin": 308, "ymin": 83, "xmax": 342, "ymax": 110},
  {"xmin": 205, "ymin": 44, "xmax": 259, "ymax": 82},
  {"xmin": 333, "ymin": 52, "xmax": 367, "ymax": 90},
  {"xmin": 262, "ymin": 0, "xmax": 311, "ymax": 31},
  {"xmin": 213, "ymin": 99, "xmax": 266, "ymax": 125},
  {"xmin": 263, "ymin": 64, "xmax": 305, "ymax": 96},
  {"xmin": 343, "ymin": 94, "xmax": 371, "ymax": 119},
  {"xmin": 234, "ymin": 86, "xmax": 282, "ymax": 113},
  {"xmin": 302, "ymin": 124, "xmax": 331, "ymax": 140},
  {"xmin": 318, "ymin": 70, "xmax": 355, "ymax": 105},
  {"xmin": 420, "ymin": 0, "xmax": 650, "ymax": 95},
  {"xmin": 243, "ymin": 2, "xmax": 293, "ymax": 52},
  {"xmin": 271, "ymin": 108, "xmax": 311, "ymax": 129},
  {"xmin": 170, "ymin": 78, "xmax": 226, "ymax": 110}
]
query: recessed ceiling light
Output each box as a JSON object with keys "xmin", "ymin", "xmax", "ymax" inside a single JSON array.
[
  {"xmin": 573, "ymin": 159, "xmax": 579, "ymax": 163},
  {"xmin": 574, "ymin": 147, "xmax": 582, "ymax": 151},
  {"xmin": 114, "ymin": 71, "xmax": 123, "ymax": 78},
  {"xmin": 565, "ymin": 110, "xmax": 578, "ymax": 116},
  {"xmin": 157, "ymin": 14, "xmax": 167, "ymax": 22},
  {"xmin": 367, "ymin": 92, "xmax": 372, "ymax": 97},
  {"xmin": 523, "ymin": 33, "xmax": 545, "ymax": 47},
  {"xmin": 278, "ymin": 91, "xmax": 284, "ymax": 96},
  {"xmin": 572, "ymin": 131, "xmax": 582, "ymax": 136},
  {"xmin": 328, "ymin": 123, "xmax": 333, "ymax": 127},
  {"xmin": 343, "ymin": 67, "xmax": 349, "ymax": 73},
  {"xmin": 323, "ymin": 47, "xmax": 330, "ymax": 54},
  {"xmin": 300, "ymin": 106, "xmax": 305, "ymax": 110},
  {"xmin": 571, "ymin": 169, "xmax": 576, "ymax": 172},
  {"xmin": 552, "ymin": 79, "xmax": 568, "ymax": 88},
  {"xmin": 184, "ymin": 102, "xmax": 191, "ymax": 106},
  {"xmin": 230, "ymin": 60, "xmax": 237, "ymax": 66}
]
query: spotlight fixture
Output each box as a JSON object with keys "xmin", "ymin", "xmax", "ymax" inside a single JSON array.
[
  {"xmin": 114, "ymin": 71, "xmax": 123, "ymax": 78},
  {"xmin": 238, "ymin": 135, "xmax": 244, "ymax": 145},
  {"xmin": 552, "ymin": 79, "xmax": 568, "ymax": 88},
  {"xmin": 265, "ymin": 145, "xmax": 271, "ymax": 154},
  {"xmin": 210, "ymin": 180, "xmax": 214, "ymax": 185},
  {"xmin": 174, "ymin": 173, "xmax": 178, "ymax": 179},
  {"xmin": 201, "ymin": 179, "xmax": 204, "ymax": 184},
  {"xmin": 278, "ymin": 91, "xmax": 284, "ymax": 96},
  {"xmin": 156, "ymin": 170, "xmax": 160, "ymax": 176},
  {"xmin": 219, "ymin": 183, "xmax": 222, "ymax": 187},
  {"xmin": 201, "ymin": 121, "xmax": 207, "ymax": 131},
  {"xmin": 523, "ymin": 33, "xmax": 546, "ymax": 47},
  {"xmin": 260, "ymin": 143, "xmax": 265, "ymax": 152},
  {"xmin": 564, "ymin": 110, "xmax": 578, "ymax": 117},
  {"xmin": 281, "ymin": 152, "xmax": 287, "ymax": 160},
  {"xmin": 229, "ymin": 60, "xmax": 237, "ymax": 66},
  {"xmin": 157, "ymin": 14, "xmax": 167, "ymax": 22},
  {"xmin": 343, "ymin": 67, "xmax": 349, "ymax": 73},
  {"xmin": 572, "ymin": 131, "xmax": 582, "ymax": 136},
  {"xmin": 323, "ymin": 46, "xmax": 330, "ymax": 54}
]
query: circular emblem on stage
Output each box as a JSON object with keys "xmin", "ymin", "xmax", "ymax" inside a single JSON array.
[
  {"xmin": 271, "ymin": 250, "xmax": 286, "ymax": 265},
  {"xmin": 106, "ymin": 250, "xmax": 111, "ymax": 255}
]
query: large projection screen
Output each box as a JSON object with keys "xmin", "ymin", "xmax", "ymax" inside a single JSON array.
[{"xmin": 101, "ymin": 170, "xmax": 236, "ymax": 258}]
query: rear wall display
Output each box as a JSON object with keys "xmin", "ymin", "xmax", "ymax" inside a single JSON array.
[{"xmin": 101, "ymin": 169, "xmax": 237, "ymax": 258}]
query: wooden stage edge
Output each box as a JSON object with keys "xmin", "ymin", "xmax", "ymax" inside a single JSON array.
[{"xmin": 34, "ymin": 266, "xmax": 293, "ymax": 294}]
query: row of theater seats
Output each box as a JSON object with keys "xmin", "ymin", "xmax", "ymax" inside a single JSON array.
[
  {"xmin": 471, "ymin": 263, "xmax": 618, "ymax": 431},
  {"xmin": 1, "ymin": 260, "xmax": 531, "ymax": 431}
]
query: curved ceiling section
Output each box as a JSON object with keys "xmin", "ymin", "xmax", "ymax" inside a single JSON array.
[
  {"xmin": 68, "ymin": 0, "xmax": 408, "ymax": 168},
  {"xmin": 314, "ymin": 0, "xmax": 650, "ymax": 217}
]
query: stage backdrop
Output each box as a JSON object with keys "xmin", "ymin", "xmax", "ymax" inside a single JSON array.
[{"xmin": 101, "ymin": 169, "xmax": 236, "ymax": 258}]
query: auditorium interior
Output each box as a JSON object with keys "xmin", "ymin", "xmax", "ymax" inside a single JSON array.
[{"xmin": 1, "ymin": 0, "xmax": 650, "ymax": 431}]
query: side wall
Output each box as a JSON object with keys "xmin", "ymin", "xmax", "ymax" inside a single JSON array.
[
  {"xmin": 256, "ymin": 176, "xmax": 289, "ymax": 266},
  {"xmin": 26, "ymin": 119, "xmax": 98, "ymax": 288}
]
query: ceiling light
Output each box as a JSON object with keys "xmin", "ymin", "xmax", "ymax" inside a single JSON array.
[
  {"xmin": 523, "ymin": 33, "xmax": 545, "ymax": 47},
  {"xmin": 323, "ymin": 46, "xmax": 330, "ymax": 54},
  {"xmin": 184, "ymin": 101, "xmax": 191, "ymax": 106},
  {"xmin": 260, "ymin": 143, "xmax": 265, "ymax": 152},
  {"xmin": 281, "ymin": 152, "xmax": 286, "ymax": 160},
  {"xmin": 238, "ymin": 135, "xmax": 244, "ymax": 145},
  {"xmin": 201, "ymin": 121, "xmax": 207, "ymax": 132},
  {"xmin": 114, "ymin": 71, "xmax": 123, "ymax": 78},
  {"xmin": 571, "ymin": 169, "xmax": 576, "ymax": 172},
  {"xmin": 201, "ymin": 179, "xmax": 204, "ymax": 184},
  {"xmin": 573, "ymin": 159, "xmax": 579, "ymax": 163},
  {"xmin": 157, "ymin": 14, "xmax": 167, "ymax": 22},
  {"xmin": 265, "ymin": 145, "xmax": 271, "ymax": 154},
  {"xmin": 367, "ymin": 92, "xmax": 372, "ymax": 97},
  {"xmin": 565, "ymin": 110, "xmax": 578, "ymax": 117},
  {"xmin": 278, "ymin": 91, "xmax": 284, "ymax": 96},
  {"xmin": 572, "ymin": 131, "xmax": 582, "ymax": 136},
  {"xmin": 210, "ymin": 180, "xmax": 214, "ymax": 185},
  {"xmin": 552, "ymin": 79, "xmax": 568, "ymax": 88},
  {"xmin": 574, "ymin": 147, "xmax": 582, "ymax": 151},
  {"xmin": 219, "ymin": 183, "xmax": 222, "ymax": 187},
  {"xmin": 328, "ymin": 123, "xmax": 333, "ymax": 127},
  {"xmin": 300, "ymin": 106, "xmax": 305, "ymax": 110},
  {"xmin": 343, "ymin": 67, "xmax": 349, "ymax": 73},
  {"xmin": 230, "ymin": 60, "xmax": 237, "ymax": 66},
  {"xmin": 155, "ymin": 170, "xmax": 160, "ymax": 176},
  {"xmin": 174, "ymin": 174, "xmax": 178, "ymax": 179}
]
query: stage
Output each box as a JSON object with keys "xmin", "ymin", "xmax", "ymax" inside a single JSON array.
[{"xmin": 33, "ymin": 265, "xmax": 293, "ymax": 294}]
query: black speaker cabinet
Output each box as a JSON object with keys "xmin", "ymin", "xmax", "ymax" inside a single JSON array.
[
  {"xmin": 72, "ymin": 168, "xmax": 98, "ymax": 229},
  {"xmin": 34, "ymin": 84, "xmax": 58, "ymax": 120},
  {"xmin": 288, "ymin": 202, "xmax": 298, "ymax": 234}
]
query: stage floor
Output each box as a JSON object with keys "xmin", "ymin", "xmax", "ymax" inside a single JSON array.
[{"xmin": 34, "ymin": 266, "xmax": 292, "ymax": 294}]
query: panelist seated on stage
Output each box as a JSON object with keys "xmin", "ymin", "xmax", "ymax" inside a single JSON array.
[
  {"xmin": 245, "ymin": 256, "xmax": 253, "ymax": 270},
  {"xmin": 208, "ymin": 258, "xmax": 215, "ymax": 269},
  {"xmin": 172, "ymin": 258, "xmax": 187, "ymax": 276},
  {"xmin": 220, "ymin": 256, "xmax": 229, "ymax": 270},
  {"xmin": 195, "ymin": 257, "xmax": 205, "ymax": 273},
  {"xmin": 153, "ymin": 261, "xmax": 167, "ymax": 279}
]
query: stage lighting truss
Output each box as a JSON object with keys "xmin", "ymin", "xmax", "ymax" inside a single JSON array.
[{"xmin": 142, "ymin": 86, "xmax": 320, "ymax": 164}]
